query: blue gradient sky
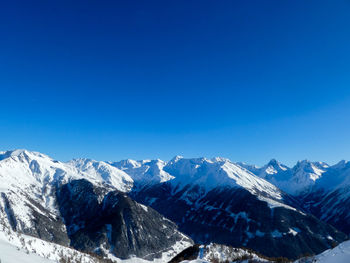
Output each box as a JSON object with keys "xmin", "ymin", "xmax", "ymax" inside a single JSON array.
[{"xmin": 1, "ymin": 0, "xmax": 350, "ymax": 165}]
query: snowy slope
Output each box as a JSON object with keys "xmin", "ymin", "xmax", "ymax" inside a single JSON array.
[
  {"xmin": 0, "ymin": 224, "xmax": 98, "ymax": 263},
  {"xmin": 239, "ymin": 159, "xmax": 289, "ymax": 180},
  {"xmin": 69, "ymin": 158, "xmax": 133, "ymax": 191},
  {"xmin": 163, "ymin": 156, "xmax": 295, "ymax": 210},
  {"xmin": 196, "ymin": 243, "xmax": 269, "ymax": 263},
  {"xmin": 241, "ymin": 159, "xmax": 329, "ymax": 195},
  {"xmin": 0, "ymin": 149, "xmax": 134, "ymax": 238},
  {"xmin": 295, "ymin": 240, "xmax": 350, "ymax": 263},
  {"xmin": 132, "ymin": 156, "xmax": 347, "ymax": 259},
  {"xmin": 171, "ymin": 243, "xmax": 270, "ymax": 263},
  {"xmin": 1, "ymin": 149, "xmax": 349, "ymax": 261},
  {"xmin": 299, "ymin": 160, "xmax": 350, "ymax": 234},
  {"xmin": 110, "ymin": 159, "xmax": 174, "ymax": 185},
  {"xmin": 0, "ymin": 239, "xmax": 54, "ymax": 263},
  {"xmin": 0, "ymin": 149, "xmax": 193, "ymax": 262},
  {"xmin": 233, "ymin": 158, "xmax": 350, "ymax": 235}
]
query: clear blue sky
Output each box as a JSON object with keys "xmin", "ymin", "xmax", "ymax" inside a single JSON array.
[{"xmin": 1, "ymin": 0, "xmax": 350, "ymax": 166}]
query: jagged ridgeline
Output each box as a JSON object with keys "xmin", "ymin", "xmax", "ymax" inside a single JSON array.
[
  {"xmin": 0, "ymin": 149, "xmax": 349, "ymax": 262},
  {"xmin": 0, "ymin": 150, "xmax": 192, "ymax": 262}
]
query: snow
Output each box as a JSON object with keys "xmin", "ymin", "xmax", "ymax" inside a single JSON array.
[
  {"xmin": 288, "ymin": 228, "xmax": 300, "ymax": 236},
  {"xmin": 0, "ymin": 206, "xmax": 191, "ymax": 263},
  {"xmin": 165, "ymin": 156, "xmax": 295, "ymax": 210},
  {"xmin": 113, "ymin": 155, "xmax": 296, "ymax": 211},
  {"xmin": 2, "ymin": 149, "xmax": 350, "ymax": 263},
  {"xmin": 0, "ymin": 238, "xmax": 54, "ymax": 263},
  {"xmin": 240, "ymin": 159, "xmax": 330, "ymax": 195},
  {"xmin": 69, "ymin": 158, "xmax": 134, "ymax": 192},
  {"xmin": 110, "ymin": 159, "xmax": 174, "ymax": 185},
  {"xmin": 0, "ymin": 150, "xmax": 136, "ymax": 235},
  {"xmin": 0, "ymin": 149, "xmax": 192, "ymax": 263},
  {"xmin": 295, "ymin": 240, "xmax": 350, "ymax": 263},
  {"xmin": 0, "ymin": 225, "xmax": 97, "ymax": 263},
  {"xmin": 139, "ymin": 203, "xmax": 148, "ymax": 212},
  {"xmin": 180, "ymin": 243, "xmax": 269, "ymax": 263}
]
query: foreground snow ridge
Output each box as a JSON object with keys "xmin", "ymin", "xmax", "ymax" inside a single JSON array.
[{"xmin": 295, "ymin": 240, "xmax": 350, "ymax": 263}]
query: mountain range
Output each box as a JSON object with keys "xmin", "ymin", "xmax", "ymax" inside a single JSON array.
[{"xmin": 0, "ymin": 149, "xmax": 349, "ymax": 262}]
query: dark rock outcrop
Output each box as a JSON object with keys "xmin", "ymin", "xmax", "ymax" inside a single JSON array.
[{"xmin": 56, "ymin": 179, "xmax": 192, "ymax": 259}]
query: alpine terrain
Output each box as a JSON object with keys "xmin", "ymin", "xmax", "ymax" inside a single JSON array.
[{"xmin": 0, "ymin": 149, "xmax": 349, "ymax": 262}]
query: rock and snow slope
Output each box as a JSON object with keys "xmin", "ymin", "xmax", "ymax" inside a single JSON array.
[
  {"xmin": 131, "ymin": 156, "xmax": 347, "ymax": 259},
  {"xmin": 1, "ymin": 149, "xmax": 350, "ymax": 261},
  {"xmin": 173, "ymin": 241, "xmax": 350, "ymax": 263},
  {"xmin": 169, "ymin": 243, "xmax": 270, "ymax": 263},
  {"xmin": 240, "ymin": 159, "xmax": 329, "ymax": 195},
  {"xmin": 242, "ymin": 158, "xmax": 350, "ymax": 234},
  {"xmin": 0, "ymin": 149, "xmax": 135, "ymax": 247},
  {"xmin": 56, "ymin": 179, "xmax": 192, "ymax": 260},
  {"xmin": 110, "ymin": 159, "xmax": 174, "ymax": 186},
  {"xmin": 0, "ymin": 149, "xmax": 193, "ymax": 262}
]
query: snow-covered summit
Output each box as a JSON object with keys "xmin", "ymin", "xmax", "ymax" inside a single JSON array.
[
  {"xmin": 110, "ymin": 158, "xmax": 174, "ymax": 185},
  {"xmin": 241, "ymin": 159, "xmax": 331, "ymax": 195},
  {"xmin": 0, "ymin": 149, "xmax": 134, "ymax": 193},
  {"xmin": 68, "ymin": 158, "xmax": 133, "ymax": 192},
  {"xmin": 0, "ymin": 149, "xmax": 48, "ymax": 160},
  {"xmin": 163, "ymin": 156, "xmax": 287, "ymax": 207}
]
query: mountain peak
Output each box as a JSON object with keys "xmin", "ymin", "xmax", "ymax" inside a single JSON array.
[
  {"xmin": 211, "ymin": 157, "xmax": 231, "ymax": 163},
  {"xmin": 0, "ymin": 149, "xmax": 51, "ymax": 162},
  {"xmin": 169, "ymin": 155, "xmax": 184, "ymax": 163}
]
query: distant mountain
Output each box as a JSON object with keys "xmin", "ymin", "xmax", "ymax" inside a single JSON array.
[
  {"xmin": 242, "ymin": 158, "xmax": 350, "ymax": 234},
  {"xmin": 241, "ymin": 159, "xmax": 329, "ymax": 195},
  {"xmin": 130, "ymin": 156, "xmax": 346, "ymax": 259},
  {"xmin": 109, "ymin": 158, "xmax": 174, "ymax": 186},
  {"xmin": 298, "ymin": 161, "xmax": 350, "ymax": 234}
]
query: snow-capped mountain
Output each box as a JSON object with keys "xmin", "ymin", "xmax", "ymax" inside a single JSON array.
[
  {"xmin": 131, "ymin": 156, "xmax": 346, "ymax": 259},
  {"xmin": 241, "ymin": 159, "xmax": 329, "ymax": 195},
  {"xmin": 0, "ymin": 149, "xmax": 192, "ymax": 262},
  {"xmin": 299, "ymin": 160, "xmax": 350, "ymax": 234},
  {"xmin": 0, "ymin": 149, "xmax": 134, "ymax": 244},
  {"xmin": 241, "ymin": 158, "xmax": 350, "ymax": 235},
  {"xmin": 162, "ymin": 156, "xmax": 294, "ymax": 209},
  {"xmin": 69, "ymin": 158, "xmax": 134, "ymax": 192},
  {"xmin": 109, "ymin": 159, "xmax": 174, "ymax": 186},
  {"xmin": 1, "ymin": 149, "xmax": 350, "ymax": 262},
  {"xmin": 239, "ymin": 159, "xmax": 289, "ymax": 180},
  {"xmin": 234, "ymin": 158, "xmax": 350, "ymax": 235}
]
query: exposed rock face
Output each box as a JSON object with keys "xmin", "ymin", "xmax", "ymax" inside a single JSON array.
[
  {"xmin": 0, "ymin": 191, "xmax": 70, "ymax": 246},
  {"xmin": 56, "ymin": 179, "xmax": 193, "ymax": 259},
  {"xmin": 0, "ymin": 150, "xmax": 193, "ymax": 261},
  {"xmin": 1, "ymin": 149, "xmax": 350, "ymax": 261}
]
